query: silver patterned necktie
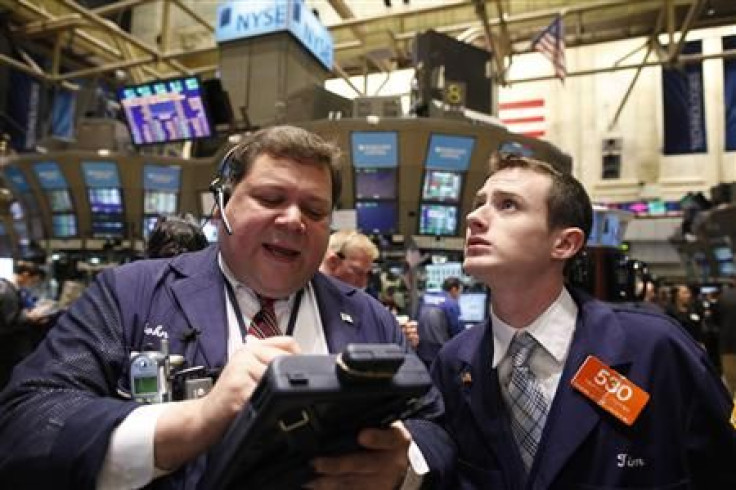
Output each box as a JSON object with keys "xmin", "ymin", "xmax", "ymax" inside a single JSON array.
[{"xmin": 507, "ymin": 331, "xmax": 549, "ymax": 471}]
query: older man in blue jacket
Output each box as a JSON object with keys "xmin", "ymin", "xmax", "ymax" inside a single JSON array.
[
  {"xmin": 0, "ymin": 126, "xmax": 440, "ymax": 490},
  {"xmin": 412, "ymin": 154, "xmax": 736, "ymax": 489}
]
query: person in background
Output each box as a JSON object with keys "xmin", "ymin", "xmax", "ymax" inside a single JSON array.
[
  {"xmin": 0, "ymin": 126, "xmax": 442, "ymax": 490},
  {"xmin": 414, "ymin": 277, "xmax": 463, "ymax": 368},
  {"xmin": 319, "ymin": 229, "xmax": 378, "ymax": 290},
  {"xmin": 719, "ymin": 281, "xmax": 736, "ymax": 395},
  {"xmin": 145, "ymin": 213, "xmax": 209, "ymax": 259},
  {"xmin": 666, "ymin": 284, "xmax": 705, "ymax": 344},
  {"xmin": 410, "ymin": 153, "xmax": 736, "ymax": 488},
  {"xmin": 0, "ymin": 261, "xmax": 48, "ymax": 389}
]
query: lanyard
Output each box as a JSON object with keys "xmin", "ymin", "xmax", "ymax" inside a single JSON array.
[{"xmin": 223, "ymin": 276, "xmax": 304, "ymax": 342}]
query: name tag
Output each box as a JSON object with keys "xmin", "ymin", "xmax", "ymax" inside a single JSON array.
[{"xmin": 571, "ymin": 355, "xmax": 649, "ymax": 426}]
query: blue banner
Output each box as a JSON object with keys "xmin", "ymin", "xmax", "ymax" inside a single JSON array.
[
  {"xmin": 662, "ymin": 40, "xmax": 707, "ymax": 154},
  {"xmin": 51, "ymin": 87, "xmax": 77, "ymax": 141},
  {"xmin": 6, "ymin": 70, "xmax": 41, "ymax": 151},
  {"xmin": 724, "ymin": 36, "xmax": 736, "ymax": 151},
  {"xmin": 82, "ymin": 161, "xmax": 121, "ymax": 187},
  {"xmin": 32, "ymin": 161, "xmax": 68, "ymax": 189},
  {"xmin": 425, "ymin": 134, "xmax": 475, "ymax": 171},
  {"xmin": 143, "ymin": 164, "xmax": 181, "ymax": 190},
  {"xmin": 351, "ymin": 132, "xmax": 398, "ymax": 168}
]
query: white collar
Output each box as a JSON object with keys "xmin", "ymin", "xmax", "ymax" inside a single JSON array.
[{"xmin": 491, "ymin": 287, "xmax": 578, "ymax": 368}]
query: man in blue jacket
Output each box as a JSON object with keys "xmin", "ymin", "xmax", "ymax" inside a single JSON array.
[
  {"xmin": 413, "ymin": 153, "xmax": 736, "ymax": 488},
  {"xmin": 0, "ymin": 126, "xmax": 438, "ymax": 490}
]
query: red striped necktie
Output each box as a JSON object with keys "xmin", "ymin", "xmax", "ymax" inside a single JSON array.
[{"xmin": 247, "ymin": 295, "xmax": 281, "ymax": 338}]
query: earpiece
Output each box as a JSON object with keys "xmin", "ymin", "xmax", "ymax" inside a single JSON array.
[{"xmin": 210, "ymin": 146, "xmax": 238, "ymax": 236}]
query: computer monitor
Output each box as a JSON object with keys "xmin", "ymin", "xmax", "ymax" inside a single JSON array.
[
  {"xmin": 52, "ymin": 214, "xmax": 77, "ymax": 238},
  {"xmin": 712, "ymin": 245, "xmax": 735, "ymax": 276},
  {"xmin": 459, "ymin": 292, "xmax": 489, "ymax": 324},
  {"xmin": 143, "ymin": 216, "xmax": 159, "ymax": 239},
  {"xmin": 424, "ymin": 134, "xmax": 475, "ymax": 171},
  {"xmin": 144, "ymin": 191, "xmax": 178, "ymax": 215},
  {"xmin": 350, "ymin": 131, "xmax": 399, "ymax": 168},
  {"xmin": 91, "ymin": 214, "xmax": 125, "ymax": 237},
  {"xmin": 118, "ymin": 76, "xmax": 213, "ymax": 145},
  {"xmin": 88, "ymin": 188, "xmax": 123, "ymax": 214},
  {"xmin": 32, "ymin": 161, "xmax": 68, "ymax": 189},
  {"xmin": 354, "ymin": 168, "xmax": 397, "ymax": 200},
  {"xmin": 419, "ymin": 203, "xmax": 458, "ymax": 236},
  {"xmin": 424, "ymin": 262, "xmax": 463, "ymax": 292},
  {"xmin": 421, "ymin": 169, "xmax": 462, "ymax": 203},
  {"xmin": 599, "ymin": 214, "xmax": 622, "ymax": 247},
  {"xmin": 356, "ymin": 201, "xmax": 397, "ymax": 235},
  {"xmin": 48, "ymin": 189, "xmax": 73, "ymax": 212}
]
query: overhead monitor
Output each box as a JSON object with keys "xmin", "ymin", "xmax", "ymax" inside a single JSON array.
[
  {"xmin": 354, "ymin": 168, "xmax": 397, "ymax": 200},
  {"xmin": 419, "ymin": 203, "xmax": 459, "ymax": 236},
  {"xmin": 91, "ymin": 214, "xmax": 125, "ymax": 238},
  {"xmin": 3, "ymin": 166, "xmax": 31, "ymax": 193},
  {"xmin": 350, "ymin": 131, "xmax": 399, "ymax": 168},
  {"xmin": 52, "ymin": 214, "xmax": 77, "ymax": 238},
  {"xmin": 143, "ymin": 165, "xmax": 181, "ymax": 190},
  {"xmin": 459, "ymin": 292, "xmax": 489, "ymax": 324},
  {"xmin": 48, "ymin": 189, "xmax": 73, "ymax": 212},
  {"xmin": 424, "ymin": 134, "xmax": 475, "ymax": 172},
  {"xmin": 117, "ymin": 76, "xmax": 213, "ymax": 145},
  {"xmin": 32, "ymin": 161, "xmax": 68, "ymax": 189},
  {"xmin": 356, "ymin": 200, "xmax": 397, "ymax": 235},
  {"xmin": 144, "ymin": 191, "xmax": 178, "ymax": 215},
  {"xmin": 421, "ymin": 169, "xmax": 463, "ymax": 203},
  {"xmin": 498, "ymin": 140, "xmax": 534, "ymax": 158},
  {"xmin": 424, "ymin": 262, "xmax": 463, "ymax": 291},
  {"xmin": 88, "ymin": 188, "xmax": 123, "ymax": 214},
  {"xmin": 82, "ymin": 161, "xmax": 121, "ymax": 188}
]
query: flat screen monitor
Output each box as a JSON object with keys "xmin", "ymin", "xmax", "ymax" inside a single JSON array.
[
  {"xmin": 48, "ymin": 189, "xmax": 73, "ymax": 212},
  {"xmin": 91, "ymin": 214, "xmax": 125, "ymax": 237},
  {"xmin": 52, "ymin": 214, "xmax": 77, "ymax": 238},
  {"xmin": 82, "ymin": 161, "xmax": 121, "ymax": 188},
  {"xmin": 144, "ymin": 191, "xmax": 178, "ymax": 214},
  {"xmin": 424, "ymin": 262, "xmax": 463, "ymax": 292},
  {"xmin": 355, "ymin": 168, "xmax": 397, "ymax": 200},
  {"xmin": 356, "ymin": 201, "xmax": 397, "ymax": 235},
  {"xmin": 88, "ymin": 188, "xmax": 123, "ymax": 214},
  {"xmin": 599, "ymin": 214, "xmax": 622, "ymax": 247},
  {"xmin": 419, "ymin": 203, "xmax": 459, "ymax": 236},
  {"xmin": 712, "ymin": 246, "xmax": 733, "ymax": 262},
  {"xmin": 424, "ymin": 134, "xmax": 475, "ymax": 171},
  {"xmin": 118, "ymin": 76, "xmax": 213, "ymax": 145},
  {"xmin": 350, "ymin": 131, "xmax": 399, "ymax": 168},
  {"xmin": 33, "ymin": 161, "xmax": 68, "ymax": 189},
  {"xmin": 459, "ymin": 292, "xmax": 489, "ymax": 324},
  {"xmin": 143, "ymin": 216, "xmax": 159, "ymax": 239},
  {"xmin": 421, "ymin": 169, "xmax": 462, "ymax": 203}
]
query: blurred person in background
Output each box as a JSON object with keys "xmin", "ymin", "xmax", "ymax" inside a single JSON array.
[
  {"xmin": 666, "ymin": 284, "xmax": 704, "ymax": 344},
  {"xmin": 319, "ymin": 229, "xmax": 378, "ymax": 290},
  {"xmin": 145, "ymin": 213, "xmax": 209, "ymax": 259}
]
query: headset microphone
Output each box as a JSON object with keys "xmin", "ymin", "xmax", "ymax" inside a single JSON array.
[{"xmin": 210, "ymin": 178, "xmax": 233, "ymax": 236}]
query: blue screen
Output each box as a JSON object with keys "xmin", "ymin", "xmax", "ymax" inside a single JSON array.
[
  {"xmin": 419, "ymin": 203, "xmax": 458, "ymax": 236},
  {"xmin": 459, "ymin": 293, "xmax": 489, "ymax": 323},
  {"xmin": 48, "ymin": 189, "xmax": 73, "ymax": 212},
  {"xmin": 89, "ymin": 188, "xmax": 123, "ymax": 214},
  {"xmin": 600, "ymin": 214, "xmax": 622, "ymax": 247},
  {"xmin": 118, "ymin": 77, "xmax": 212, "ymax": 145},
  {"xmin": 356, "ymin": 201, "xmax": 397, "ymax": 234},
  {"xmin": 425, "ymin": 134, "xmax": 475, "ymax": 171},
  {"xmin": 144, "ymin": 191, "xmax": 177, "ymax": 214},
  {"xmin": 52, "ymin": 214, "xmax": 77, "ymax": 238},
  {"xmin": 351, "ymin": 132, "xmax": 399, "ymax": 168},
  {"xmin": 422, "ymin": 169, "xmax": 462, "ymax": 203},
  {"xmin": 355, "ymin": 168, "xmax": 397, "ymax": 200},
  {"xmin": 91, "ymin": 214, "xmax": 124, "ymax": 237}
]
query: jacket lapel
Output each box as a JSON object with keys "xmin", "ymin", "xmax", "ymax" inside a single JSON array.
[
  {"xmin": 533, "ymin": 293, "xmax": 633, "ymax": 488},
  {"xmin": 458, "ymin": 322, "xmax": 527, "ymax": 484},
  {"xmin": 170, "ymin": 247, "xmax": 229, "ymax": 368},
  {"xmin": 311, "ymin": 273, "xmax": 361, "ymax": 353}
]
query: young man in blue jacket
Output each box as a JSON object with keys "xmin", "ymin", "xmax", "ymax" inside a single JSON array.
[
  {"xmin": 0, "ymin": 126, "xmax": 439, "ymax": 490},
  {"xmin": 413, "ymin": 153, "xmax": 736, "ymax": 489}
]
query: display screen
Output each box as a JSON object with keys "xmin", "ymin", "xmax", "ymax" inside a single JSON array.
[
  {"xmin": 599, "ymin": 214, "xmax": 622, "ymax": 247},
  {"xmin": 355, "ymin": 168, "xmax": 397, "ymax": 200},
  {"xmin": 144, "ymin": 191, "xmax": 178, "ymax": 214},
  {"xmin": 459, "ymin": 292, "xmax": 489, "ymax": 323},
  {"xmin": 424, "ymin": 262, "xmax": 463, "ymax": 291},
  {"xmin": 419, "ymin": 203, "xmax": 458, "ymax": 236},
  {"xmin": 52, "ymin": 214, "xmax": 77, "ymax": 238},
  {"xmin": 422, "ymin": 169, "xmax": 462, "ymax": 203},
  {"xmin": 88, "ymin": 188, "xmax": 123, "ymax": 214},
  {"xmin": 118, "ymin": 76, "xmax": 213, "ymax": 145},
  {"xmin": 133, "ymin": 375, "xmax": 158, "ymax": 395},
  {"xmin": 48, "ymin": 189, "xmax": 73, "ymax": 212},
  {"xmin": 91, "ymin": 214, "xmax": 125, "ymax": 237},
  {"xmin": 82, "ymin": 161, "xmax": 121, "ymax": 187},
  {"xmin": 425, "ymin": 134, "xmax": 475, "ymax": 171},
  {"xmin": 356, "ymin": 201, "xmax": 397, "ymax": 234},
  {"xmin": 143, "ymin": 216, "xmax": 159, "ymax": 238},
  {"xmin": 712, "ymin": 246, "xmax": 733, "ymax": 261},
  {"xmin": 351, "ymin": 131, "xmax": 399, "ymax": 168}
]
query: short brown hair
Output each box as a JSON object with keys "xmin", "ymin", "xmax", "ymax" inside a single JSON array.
[
  {"xmin": 218, "ymin": 125, "xmax": 342, "ymax": 207},
  {"xmin": 489, "ymin": 153, "xmax": 592, "ymax": 242}
]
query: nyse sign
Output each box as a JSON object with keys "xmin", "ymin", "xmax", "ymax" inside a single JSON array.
[{"xmin": 216, "ymin": 0, "xmax": 333, "ymax": 71}]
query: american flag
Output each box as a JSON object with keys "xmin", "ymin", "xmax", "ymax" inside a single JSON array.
[
  {"xmin": 498, "ymin": 99, "xmax": 546, "ymax": 138},
  {"xmin": 531, "ymin": 15, "xmax": 566, "ymax": 81}
]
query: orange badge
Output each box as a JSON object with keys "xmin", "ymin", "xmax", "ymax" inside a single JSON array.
[{"xmin": 571, "ymin": 355, "xmax": 650, "ymax": 426}]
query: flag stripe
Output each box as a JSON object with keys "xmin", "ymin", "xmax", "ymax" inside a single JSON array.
[
  {"xmin": 499, "ymin": 100, "xmax": 544, "ymax": 110},
  {"xmin": 499, "ymin": 98, "xmax": 546, "ymax": 139},
  {"xmin": 531, "ymin": 15, "xmax": 566, "ymax": 81},
  {"xmin": 500, "ymin": 115, "xmax": 545, "ymax": 125}
]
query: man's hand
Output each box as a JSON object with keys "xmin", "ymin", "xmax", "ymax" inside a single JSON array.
[
  {"xmin": 306, "ymin": 421, "xmax": 411, "ymax": 490},
  {"xmin": 154, "ymin": 336, "xmax": 300, "ymax": 471}
]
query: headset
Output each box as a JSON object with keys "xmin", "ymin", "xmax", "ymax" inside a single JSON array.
[{"xmin": 209, "ymin": 146, "xmax": 238, "ymax": 235}]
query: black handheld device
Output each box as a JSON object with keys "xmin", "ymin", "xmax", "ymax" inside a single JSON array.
[{"xmin": 200, "ymin": 344, "xmax": 431, "ymax": 490}]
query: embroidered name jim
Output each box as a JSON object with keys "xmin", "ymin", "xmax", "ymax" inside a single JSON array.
[{"xmin": 144, "ymin": 324, "xmax": 169, "ymax": 339}]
